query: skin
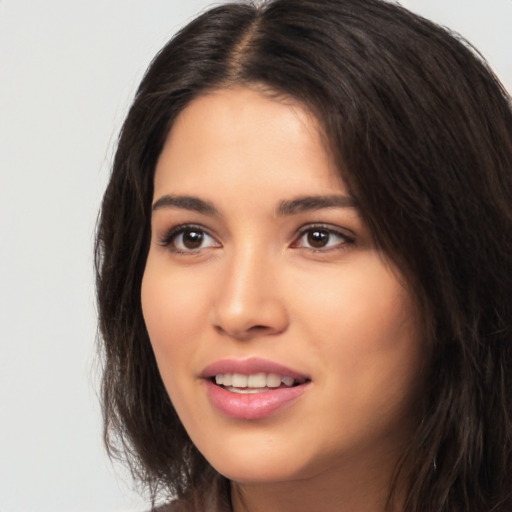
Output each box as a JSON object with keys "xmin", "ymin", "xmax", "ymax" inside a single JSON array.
[{"xmin": 141, "ymin": 87, "xmax": 425, "ymax": 512}]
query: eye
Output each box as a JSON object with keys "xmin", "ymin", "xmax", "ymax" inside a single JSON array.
[
  {"xmin": 160, "ymin": 225, "xmax": 220, "ymax": 253},
  {"xmin": 293, "ymin": 226, "xmax": 353, "ymax": 250}
]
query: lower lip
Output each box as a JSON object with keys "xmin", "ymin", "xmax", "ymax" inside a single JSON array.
[{"xmin": 204, "ymin": 380, "xmax": 308, "ymax": 420}]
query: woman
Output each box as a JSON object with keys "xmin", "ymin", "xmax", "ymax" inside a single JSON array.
[{"xmin": 95, "ymin": 0, "xmax": 512, "ymax": 510}]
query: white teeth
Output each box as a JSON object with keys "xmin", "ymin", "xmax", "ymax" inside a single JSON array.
[
  {"xmin": 267, "ymin": 373, "xmax": 282, "ymax": 388},
  {"xmin": 281, "ymin": 376, "xmax": 295, "ymax": 387},
  {"xmin": 214, "ymin": 372, "xmax": 299, "ymax": 389},
  {"xmin": 232, "ymin": 374, "xmax": 248, "ymax": 387},
  {"xmin": 248, "ymin": 373, "xmax": 267, "ymax": 388},
  {"xmin": 225, "ymin": 387, "xmax": 267, "ymax": 394}
]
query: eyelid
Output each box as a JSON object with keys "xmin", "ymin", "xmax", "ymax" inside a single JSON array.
[
  {"xmin": 158, "ymin": 223, "xmax": 221, "ymax": 253},
  {"xmin": 291, "ymin": 223, "xmax": 355, "ymax": 250}
]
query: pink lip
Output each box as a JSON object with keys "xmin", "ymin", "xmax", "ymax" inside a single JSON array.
[{"xmin": 200, "ymin": 358, "xmax": 310, "ymax": 420}]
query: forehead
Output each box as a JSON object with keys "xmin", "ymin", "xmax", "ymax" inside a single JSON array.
[{"xmin": 154, "ymin": 86, "xmax": 343, "ymax": 197}]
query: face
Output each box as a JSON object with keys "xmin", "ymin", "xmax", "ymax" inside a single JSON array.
[{"xmin": 142, "ymin": 87, "xmax": 424, "ymax": 486}]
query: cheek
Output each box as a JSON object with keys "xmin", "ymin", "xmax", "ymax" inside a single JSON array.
[
  {"xmin": 141, "ymin": 261, "xmax": 224, "ymax": 433},
  {"xmin": 141, "ymin": 255, "xmax": 211, "ymax": 338},
  {"xmin": 291, "ymin": 257, "xmax": 423, "ymax": 410},
  {"xmin": 292, "ymin": 257, "xmax": 415, "ymax": 350},
  {"xmin": 141, "ymin": 262, "xmax": 206, "ymax": 382}
]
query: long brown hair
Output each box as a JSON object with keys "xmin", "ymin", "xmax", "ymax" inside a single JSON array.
[{"xmin": 96, "ymin": 1, "xmax": 512, "ymax": 510}]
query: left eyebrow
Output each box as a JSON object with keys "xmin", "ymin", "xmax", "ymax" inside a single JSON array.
[
  {"xmin": 152, "ymin": 194, "xmax": 219, "ymax": 215},
  {"xmin": 276, "ymin": 194, "xmax": 358, "ymax": 216}
]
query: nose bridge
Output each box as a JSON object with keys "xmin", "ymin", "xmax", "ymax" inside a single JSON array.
[{"xmin": 211, "ymin": 239, "xmax": 288, "ymax": 339}]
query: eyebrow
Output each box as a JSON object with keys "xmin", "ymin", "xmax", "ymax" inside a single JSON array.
[
  {"xmin": 151, "ymin": 193, "xmax": 358, "ymax": 216},
  {"xmin": 152, "ymin": 194, "xmax": 219, "ymax": 215},
  {"xmin": 276, "ymin": 194, "xmax": 358, "ymax": 216}
]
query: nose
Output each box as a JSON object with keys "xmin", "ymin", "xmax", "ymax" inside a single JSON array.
[{"xmin": 210, "ymin": 246, "xmax": 289, "ymax": 341}]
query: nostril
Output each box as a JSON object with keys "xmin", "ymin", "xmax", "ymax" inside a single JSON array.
[
  {"xmin": 211, "ymin": 298, "xmax": 289, "ymax": 340},
  {"xmin": 213, "ymin": 323, "xmax": 276, "ymax": 338}
]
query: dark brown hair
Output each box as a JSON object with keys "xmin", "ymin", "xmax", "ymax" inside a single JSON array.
[{"xmin": 95, "ymin": 1, "xmax": 512, "ymax": 510}]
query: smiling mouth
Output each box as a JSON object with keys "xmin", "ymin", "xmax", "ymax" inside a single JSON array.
[
  {"xmin": 212, "ymin": 372, "xmax": 309, "ymax": 394},
  {"xmin": 203, "ymin": 361, "xmax": 311, "ymax": 418}
]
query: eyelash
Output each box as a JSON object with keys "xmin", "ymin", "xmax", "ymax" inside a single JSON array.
[
  {"xmin": 293, "ymin": 224, "xmax": 355, "ymax": 252},
  {"xmin": 158, "ymin": 224, "xmax": 219, "ymax": 254},
  {"xmin": 158, "ymin": 223, "xmax": 355, "ymax": 254}
]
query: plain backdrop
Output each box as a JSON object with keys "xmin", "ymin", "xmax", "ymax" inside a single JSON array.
[{"xmin": 0, "ymin": 1, "xmax": 510, "ymax": 511}]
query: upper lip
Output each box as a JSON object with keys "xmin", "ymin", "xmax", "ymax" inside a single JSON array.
[{"xmin": 200, "ymin": 357, "xmax": 310, "ymax": 381}]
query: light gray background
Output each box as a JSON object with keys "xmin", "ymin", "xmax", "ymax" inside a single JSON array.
[{"xmin": 1, "ymin": 1, "xmax": 510, "ymax": 511}]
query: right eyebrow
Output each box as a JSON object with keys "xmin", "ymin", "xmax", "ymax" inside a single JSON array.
[
  {"xmin": 276, "ymin": 194, "xmax": 358, "ymax": 216},
  {"xmin": 152, "ymin": 194, "xmax": 219, "ymax": 215}
]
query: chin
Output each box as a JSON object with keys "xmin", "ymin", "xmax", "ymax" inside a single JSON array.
[{"xmin": 203, "ymin": 443, "xmax": 320, "ymax": 485}]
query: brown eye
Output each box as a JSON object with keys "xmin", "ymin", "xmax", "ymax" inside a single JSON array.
[
  {"xmin": 307, "ymin": 229, "xmax": 330, "ymax": 248},
  {"xmin": 293, "ymin": 226, "xmax": 352, "ymax": 251},
  {"xmin": 163, "ymin": 225, "xmax": 220, "ymax": 253},
  {"xmin": 181, "ymin": 229, "xmax": 204, "ymax": 249}
]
